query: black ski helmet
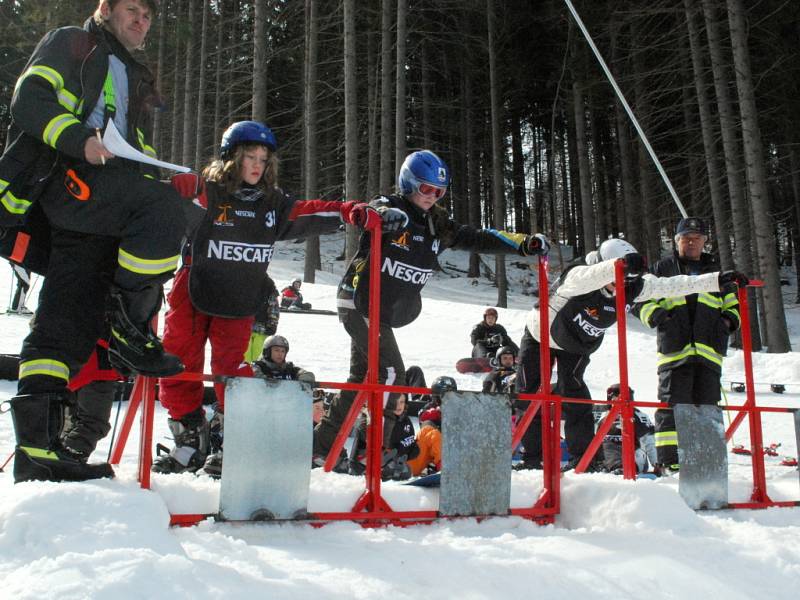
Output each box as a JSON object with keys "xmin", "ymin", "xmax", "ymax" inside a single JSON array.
[
  {"xmin": 431, "ymin": 375, "xmax": 457, "ymax": 397},
  {"xmin": 495, "ymin": 345, "xmax": 517, "ymax": 362},
  {"xmin": 606, "ymin": 383, "xmax": 635, "ymax": 401}
]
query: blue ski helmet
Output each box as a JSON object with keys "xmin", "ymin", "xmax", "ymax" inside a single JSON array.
[
  {"xmin": 220, "ymin": 120, "xmax": 277, "ymax": 159},
  {"xmin": 397, "ymin": 150, "xmax": 450, "ymax": 197}
]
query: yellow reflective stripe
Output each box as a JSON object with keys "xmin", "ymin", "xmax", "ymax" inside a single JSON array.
[
  {"xmin": 117, "ymin": 248, "xmax": 179, "ymax": 275},
  {"xmin": 42, "ymin": 113, "xmax": 81, "ymax": 148},
  {"xmin": 639, "ymin": 302, "xmax": 659, "ymax": 327},
  {"xmin": 19, "ymin": 446, "xmax": 60, "ymax": 460},
  {"xmin": 657, "ymin": 344, "xmax": 696, "ymax": 366},
  {"xmin": 17, "ymin": 66, "xmax": 82, "ymax": 116},
  {"xmin": 695, "ymin": 342, "xmax": 723, "ymax": 367},
  {"xmin": 661, "ymin": 297, "xmax": 687, "ymax": 310},
  {"xmin": 0, "ymin": 178, "xmax": 32, "ymax": 215},
  {"xmin": 57, "ymin": 87, "xmax": 80, "ymax": 114},
  {"xmin": 654, "ymin": 431, "xmax": 678, "ymax": 447},
  {"xmin": 15, "ymin": 65, "xmax": 64, "ymax": 94},
  {"xmin": 136, "ymin": 129, "xmax": 157, "ymax": 158},
  {"xmin": 18, "ymin": 359, "xmax": 70, "ymax": 382},
  {"xmin": 725, "ymin": 308, "xmax": 740, "ymax": 322},
  {"xmin": 698, "ymin": 293, "xmax": 723, "ymax": 310}
]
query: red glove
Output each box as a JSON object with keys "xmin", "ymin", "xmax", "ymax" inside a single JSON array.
[
  {"xmin": 341, "ymin": 201, "xmax": 382, "ymax": 230},
  {"xmin": 171, "ymin": 173, "xmax": 204, "ymax": 202}
]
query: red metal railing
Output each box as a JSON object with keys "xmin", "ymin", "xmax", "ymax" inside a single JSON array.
[{"xmin": 107, "ymin": 248, "xmax": 799, "ymax": 525}]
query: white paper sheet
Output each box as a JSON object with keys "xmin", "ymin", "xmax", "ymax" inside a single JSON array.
[{"xmin": 101, "ymin": 120, "xmax": 191, "ymax": 173}]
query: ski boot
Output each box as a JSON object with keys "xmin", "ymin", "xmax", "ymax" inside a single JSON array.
[
  {"xmin": 4, "ymin": 393, "xmax": 114, "ymax": 483},
  {"xmin": 107, "ymin": 287, "xmax": 184, "ymax": 377},
  {"xmin": 201, "ymin": 411, "xmax": 224, "ymax": 478},
  {"xmin": 152, "ymin": 408, "xmax": 210, "ymax": 474}
]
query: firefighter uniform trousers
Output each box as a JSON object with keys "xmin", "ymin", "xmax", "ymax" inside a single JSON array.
[
  {"xmin": 654, "ymin": 361, "xmax": 722, "ymax": 467},
  {"xmin": 18, "ymin": 163, "xmax": 185, "ymax": 395}
]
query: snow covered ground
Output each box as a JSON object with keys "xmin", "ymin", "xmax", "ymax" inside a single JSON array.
[{"xmin": 1, "ymin": 233, "xmax": 799, "ymax": 599}]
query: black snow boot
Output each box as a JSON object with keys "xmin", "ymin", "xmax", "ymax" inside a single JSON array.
[
  {"xmin": 107, "ymin": 286, "xmax": 184, "ymax": 377},
  {"xmin": 151, "ymin": 408, "xmax": 210, "ymax": 474},
  {"xmin": 7, "ymin": 393, "xmax": 115, "ymax": 483}
]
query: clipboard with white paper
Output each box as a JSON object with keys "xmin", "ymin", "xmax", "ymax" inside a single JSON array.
[{"xmin": 101, "ymin": 120, "xmax": 191, "ymax": 173}]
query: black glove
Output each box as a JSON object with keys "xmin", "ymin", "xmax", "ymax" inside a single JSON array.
[
  {"xmin": 524, "ymin": 233, "xmax": 550, "ymax": 256},
  {"xmin": 376, "ymin": 206, "xmax": 409, "ymax": 232},
  {"xmin": 718, "ymin": 270, "xmax": 749, "ymax": 288},
  {"xmin": 623, "ymin": 252, "xmax": 646, "ymax": 277}
]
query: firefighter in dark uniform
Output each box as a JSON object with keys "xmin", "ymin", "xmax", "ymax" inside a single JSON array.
[
  {"xmin": 634, "ymin": 217, "xmax": 747, "ymax": 473},
  {"xmin": 1, "ymin": 1, "xmax": 186, "ymax": 483},
  {"xmin": 313, "ymin": 149, "xmax": 550, "ymax": 465}
]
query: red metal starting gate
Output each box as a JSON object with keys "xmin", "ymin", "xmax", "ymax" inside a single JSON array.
[{"xmin": 108, "ymin": 235, "xmax": 799, "ymax": 526}]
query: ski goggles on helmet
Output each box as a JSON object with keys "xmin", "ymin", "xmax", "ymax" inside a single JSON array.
[{"xmin": 417, "ymin": 182, "xmax": 447, "ymax": 199}]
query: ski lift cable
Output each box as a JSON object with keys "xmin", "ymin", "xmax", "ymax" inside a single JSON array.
[{"xmin": 562, "ymin": 0, "xmax": 688, "ymax": 219}]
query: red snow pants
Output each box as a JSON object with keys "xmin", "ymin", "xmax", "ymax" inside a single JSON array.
[{"xmin": 158, "ymin": 268, "xmax": 253, "ymax": 419}]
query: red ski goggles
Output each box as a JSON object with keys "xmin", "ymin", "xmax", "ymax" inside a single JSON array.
[{"xmin": 418, "ymin": 182, "xmax": 447, "ymax": 199}]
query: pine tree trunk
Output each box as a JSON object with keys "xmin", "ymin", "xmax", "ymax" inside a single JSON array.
[
  {"xmin": 194, "ymin": 0, "xmax": 209, "ymax": 170},
  {"xmin": 182, "ymin": 0, "xmax": 197, "ymax": 166},
  {"xmin": 486, "ymin": 0, "xmax": 507, "ymax": 307},
  {"xmin": 573, "ymin": 78, "xmax": 595, "ymax": 253},
  {"xmin": 394, "ymin": 0, "xmax": 407, "ymax": 172},
  {"xmin": 303, "ymin": 0, "xmax": 320, "ymax": 282},
  {"xmin": 252, "ymin": 0, "xmax": 268, "ymax": 122},
  {"xmin": 379, "ymin": 0, "xmax": 394, "ymax": 192},
  {"xmin": 169, "ymin": 1, "xmax": 184, "ymax": 165},
  {"xmin": 702, "ymin": 0, "xmax": 761, "ymax": 350},
  {"xmin": 684, "ymin": 0, "xmax": 732, "ymax": 269},
  {"xmin": 152, "ymin": 0, "xmax": 167, "ymax": 155},
  {"xmin": 366, "ymin": 30, "xmax": 380, "ymax": 200},
  {"xmin": 726, "ymin": 0, "xmax": 790, "ymax": 352},
  {"xmin": 213, "ymin": 0, "xmax": 225, "ymax": 151},
  {"xmin": 343, "ymin": 0, "xmax": 360, "ymax": 260},
  {"xmin": 510, "ymin": 111, "xmax": 527, "ymax": 232}
]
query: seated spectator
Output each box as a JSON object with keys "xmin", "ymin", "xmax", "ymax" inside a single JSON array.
[
  {"xmin": 595, "ymin": 384, "xmax": 657, "ymax": 474},
  {"xmin": 470, "ymin": 308, "xmax": 518, "ymax": 358},
  {"xmin": 280, "ymin": 277, "xmax": 311, "ymax": 310},
  {"xmin": 407, "ymin": 375, "xmax": 457, "ymax": 476},
  {"xmin": 482, "ymin": 346, "xmax": 517, "ymax": 393},
  {"xmin": 348, "ymin": 393, "xmax": 419, "ymax": 480}
]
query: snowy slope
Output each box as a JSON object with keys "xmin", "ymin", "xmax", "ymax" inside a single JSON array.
[{"xmin": 1, "ymin": 233, "xmax": 799, "ymax": 599}]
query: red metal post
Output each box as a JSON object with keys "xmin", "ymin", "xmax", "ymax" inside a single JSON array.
[
  {"xmin": 733, "ymin": 285, "xmax": 770, "ymax": 502},
  {"xmin": 725, "ymin": 281, "xmax": 763, "ymax": 440},
  {"xmin": 109, "ymin": 376, "xmax": 143, "ymax": 465},
  {"xmin": 137, "ymin": 376, "xmax": 156, "ymax": 489},
  {"xmin": 323, "ymin": 390, "xmax": 366, "ymax": 472},
  {"xmin": 353, "ymin": 225, "xmax": 392, "ymax": 514},
  {"xmin": 614, "ymin": 260, "xmax": 636, "ymax": 480}
]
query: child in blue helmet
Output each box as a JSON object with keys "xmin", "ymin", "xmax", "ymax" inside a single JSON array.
[
  {"xmin": 313, "ymin": 149, "xmax": 550, "ymax": 462},
  {"xmin": 154, "ymin": 120, "xmax": 379, "ymax": 476}
]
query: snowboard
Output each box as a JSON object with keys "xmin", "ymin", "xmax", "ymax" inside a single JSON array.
[
  {"xmin": 674, "ymin": 404, "xmax": 728, "ymax": 510},
  {"xmin": 455, "ymin": 357, "xmax": 492, "ymax": 374},
  {"xmin": 279, "ymin": 307, "xmax": 337, "ymax": 316},
  {"xmin": 404, "ymin": 472, "xmax": 441, "ymax": 487}
]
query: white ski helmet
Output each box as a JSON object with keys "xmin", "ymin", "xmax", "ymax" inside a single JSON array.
[{"xmin": 597, "ymin": 238, "xmax": 637, "ymax": 261}]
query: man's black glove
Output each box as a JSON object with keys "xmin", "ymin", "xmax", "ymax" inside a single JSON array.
[
  {"xmin": 623, "ymin": 252, "xmax": 646, "ymax": 277},
  {"xmin": 718, "ymin": 270, "xmax": 749, "ymax": 288}
]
